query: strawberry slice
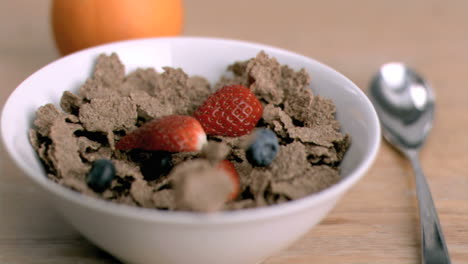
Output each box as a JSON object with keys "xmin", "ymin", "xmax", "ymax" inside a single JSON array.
[
  {"xmin": 194, "ymin": 84, "xmax": 263, "ymax": 137},
  {"xmin": 217, "ymin": 160, "xmax": 240, "ymax": 201},
  {"xmin": 116, "ymin": 115, "xmax": 206, "ymax": 152}
]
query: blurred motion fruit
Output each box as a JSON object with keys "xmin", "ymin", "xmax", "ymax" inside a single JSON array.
[
  {"xmin": 51, "ymin": 0, "xmax": 183, "ymax": 55},
  {"xmin": 217, "ymin": 160, "xmax": 240, "ymax": 201}
]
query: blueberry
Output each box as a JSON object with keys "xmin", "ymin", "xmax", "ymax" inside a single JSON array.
[
  {"xmin": 140, "ymin": 151, "xmax": 173, "ymax": 181},
  {"xmin": 246, "ymin": 129, "xmax": 279, "ymax": 167},
  {"xmin": 86, "ymin": 159, "xmax": 116, "ymax": 193}
]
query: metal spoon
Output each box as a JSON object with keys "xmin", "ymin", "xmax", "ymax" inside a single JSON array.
[{"xmin": 369, "ymin": 63, "xmax": 451, "ymax": 264}]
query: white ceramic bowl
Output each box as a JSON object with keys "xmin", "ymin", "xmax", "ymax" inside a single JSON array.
[{"xmin": 1, "ymin": 37, "xmax": 380, "ymax": 264}]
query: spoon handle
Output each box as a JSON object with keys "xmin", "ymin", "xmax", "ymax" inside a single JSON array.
[{"xmin": 405, "ymin": 149, "xmax": 451, "ymax": 264}]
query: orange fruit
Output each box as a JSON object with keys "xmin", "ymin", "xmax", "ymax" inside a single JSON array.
[{"xmin": 51, "ymin": 0, "xmax": 184, "ymax": 56}]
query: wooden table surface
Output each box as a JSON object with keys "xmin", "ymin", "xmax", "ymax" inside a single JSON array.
[{"xmin": 1, "ymin": 0, "xmax": 468, "ymax": 263}]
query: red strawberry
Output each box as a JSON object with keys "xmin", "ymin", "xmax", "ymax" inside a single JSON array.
[
  {"xmin": 116, "ymin": 115, "xmax": 206, "ymax": 152},
  {"xmin": 217, "ymin": 160, "xmax": 240, "ymax": 201},
  {"xmin": 194, "ymin": 84, "xmax": 263, "ymax": 137}
]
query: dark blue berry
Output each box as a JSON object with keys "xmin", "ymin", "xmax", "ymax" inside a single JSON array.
[
  {"xmin": 246, "ymin": 128, "xmax": 279, "ymax": 167},
  {"xmin": 140, "ymin": 151, "xmax": 173, "ymax": 181},
  {"xmin": 86, "ymin": 159, "xmax": 116, "ymax": 193}
]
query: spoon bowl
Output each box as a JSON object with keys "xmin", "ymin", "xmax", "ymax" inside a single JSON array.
[
  {"xmin": 369, "ymin": 63, "xmax": 451, "ymax": 264},
  {"xmin": 369, "ymin": 63, "xmax": 435, "ymax": 149}
]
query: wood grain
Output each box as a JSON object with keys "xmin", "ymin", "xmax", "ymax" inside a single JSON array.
[{"xmin": 1, "ymin": 0, "xmax": 468, "ymax": 263}]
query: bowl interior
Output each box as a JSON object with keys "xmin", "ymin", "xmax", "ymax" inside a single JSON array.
[{"xmin": 1, "ymin": 37, "xmax": 380, "ymax": 219}]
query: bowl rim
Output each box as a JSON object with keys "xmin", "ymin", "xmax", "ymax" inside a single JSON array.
[{"xmin": 1, "ymin": 36, "xmax": 381, "ymax": 224}]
